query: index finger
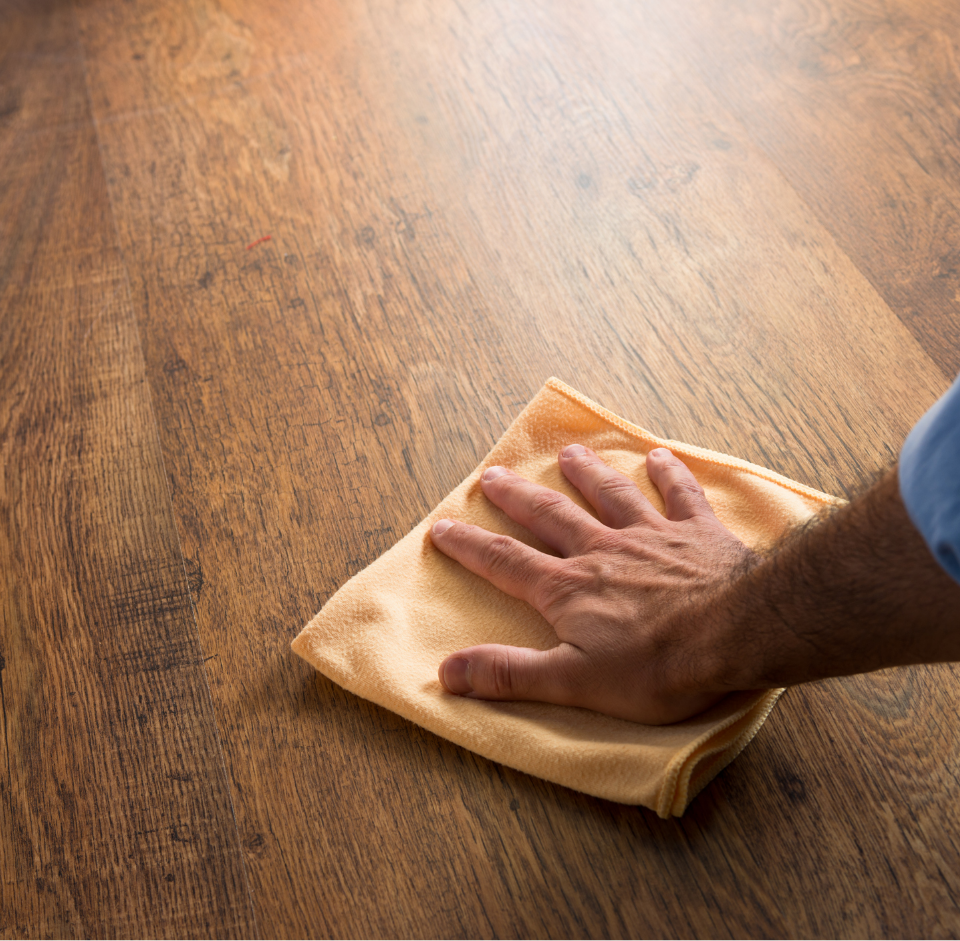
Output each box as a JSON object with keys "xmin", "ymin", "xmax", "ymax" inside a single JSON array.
[
  {"xmin": 429, "ymin": 518, "xmax": 559, "ymax": 612},
  {"xmin": 479, "ymin": 466, "xmax": 607, "ymax": 556}
]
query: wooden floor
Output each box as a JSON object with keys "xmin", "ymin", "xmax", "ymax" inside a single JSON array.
[{"xmin": 2, "ymin": 0, "xmax": 959, "ymax": 936}]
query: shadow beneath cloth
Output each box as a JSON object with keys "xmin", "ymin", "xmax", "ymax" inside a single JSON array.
[
  {"xmin": 245, "ymin": 643, "xmax": 800, "ymax": 848},
  {"xmin": 283, "ymin": 662, "xmax": 740, "ymax": 845},
  {"xmin": 241, "ymin": 644, "xmax": 948, "ymax": 934}
]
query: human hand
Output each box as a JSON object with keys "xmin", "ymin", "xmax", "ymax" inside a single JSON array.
[{"xmin": 429, "ymin": 445, "xmax": 757, "ymax": 725}]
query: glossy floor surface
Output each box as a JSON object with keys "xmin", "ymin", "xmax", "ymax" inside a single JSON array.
[{"xmin": 2, "ymin": 0, "xmax": 959, "ymax": 936}]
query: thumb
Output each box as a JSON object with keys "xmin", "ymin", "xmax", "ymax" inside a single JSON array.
[{"xmin": 439, "ymin": 643, "xmax": 581, "ymax": 705}]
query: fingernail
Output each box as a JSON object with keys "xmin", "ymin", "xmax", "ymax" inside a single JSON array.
[
  {"xmin": 482, "ymin": 465, "xmax": 508, "ymax": 481},
  {"xmin": 432, "ymin": 518, "xmax": 454, "ymax": 535},
  {"xmin": 649, "ymin": 447, "xmax": 671, "ymax": 458},
  {"xmin": 561, "ymin": 444, "xmax": 586, "ymax": 458},
  {"xmin": 442, "ymin": 657, "xmax": 473, "ymax": 694}
]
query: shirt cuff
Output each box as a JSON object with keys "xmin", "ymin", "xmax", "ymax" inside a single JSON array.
[{"xmin": 899, "ymin": 373, "xmax": 960, "ymax": 585}]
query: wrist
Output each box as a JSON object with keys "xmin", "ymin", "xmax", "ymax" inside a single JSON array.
[
  {"xmin": 696, "ymin": 466, "xmax": 960, "ymax": 693},
  {"xmin": 704, "ymin": 552, "xmax": 794, "ymax": 691},
  {"xmin": 677, "ymin": 546, "xmax": 776, "ymax": 695}
]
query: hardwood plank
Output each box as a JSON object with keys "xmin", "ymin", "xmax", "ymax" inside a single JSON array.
[
  {"xmin": 0, "ymin": 3, "xmax": 255, "ymax": 936},
  {"xmin": 644, "ymin": 0, "xmax": 960, "ymax": 378},
  {"xmin": 71, "ymin": 0, "xmax": 960, "ymax": 937},
  {"xmin": 357, "ymin": 0, "xmax": 948, "ymax": 492}
]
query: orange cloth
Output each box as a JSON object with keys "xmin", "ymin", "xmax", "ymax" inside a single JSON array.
[{"xmin": 292, "ymin": 379, "xmax": 839, "ymax": 816}]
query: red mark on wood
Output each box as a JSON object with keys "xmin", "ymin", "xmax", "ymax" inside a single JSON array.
[{"xmin": 246, "ymin": 235, "xmax": 272, "ymax": 250}]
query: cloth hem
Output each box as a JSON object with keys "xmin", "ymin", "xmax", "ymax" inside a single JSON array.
[{"xmin": 546, "ymin": 377, "xmax": 842, "ymax": 507}]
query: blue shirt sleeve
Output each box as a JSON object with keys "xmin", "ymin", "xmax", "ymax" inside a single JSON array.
[{"xmin": 899, "ymin": 373, "xmax": 960, "ymax": 585}]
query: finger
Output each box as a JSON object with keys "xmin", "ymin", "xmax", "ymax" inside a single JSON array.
[
  {"xmin": 645, "ymin": 447, "xmax": 716, "ymax": 522},
  {"xmin": 558, "ymin": 444, "xmax": 655, "ymax": 528},
  {"xmin": 479, "ymin": 466, "xmax": 605, "ymax": 556},
  {"xmin": 430, "ymin": 518, "xmax": 558, "ymax": 607},
  {"xmin": 439, "ymin": 642, "xmax": 584, "ymax": 705}
]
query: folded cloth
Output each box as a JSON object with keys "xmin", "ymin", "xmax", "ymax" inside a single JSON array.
[{"xmin": 293, "ymin": 378, "xmax": 840, "ymax": 816}]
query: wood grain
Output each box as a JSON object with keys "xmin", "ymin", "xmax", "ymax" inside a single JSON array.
[
  {"xmin": 0, "ymin": 3, "xmax": 254, "ymax": 937},
  {"xmin": 644, "ymin": 0, "xmax": 960, "ymax": 378},
  {"xmin": 3, "ymin": 0, "xmax": 959, "ymax": 935}
]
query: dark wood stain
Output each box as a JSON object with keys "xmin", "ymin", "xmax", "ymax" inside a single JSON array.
[{"xmin": 0, "ymin": 3, "xmax": 253, "ymax": 937}]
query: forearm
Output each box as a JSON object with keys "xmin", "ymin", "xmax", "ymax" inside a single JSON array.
[{"xmin": 712, "ymin": 467, "xmax": 960, "ymax": 691}]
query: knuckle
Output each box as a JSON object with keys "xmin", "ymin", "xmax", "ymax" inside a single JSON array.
[
  {"xmin": 671, "ymin": 478, "xmax": 706, "ymax": 501},
  {"xmin": 533, "ymin": 562, "xmax": 587, "ymax": 613},
  {"xmin": 479, "ymin": 533, "xmax": 518, "ymax": 573},
  {"xmin": 594, "ymin": 473, "xmax": 637, "ymax": 505},
  {"xmin": 541, "ymin": 650, "xmax": 595, "ymax": 706},
  {"xmin": 575, "ymin": 556, "xmax": 616, "ymax": 594},
  {"xmin": 559, "ymin": 656, "xmax": 596, "ymax": 699},
  {"xmin": 584, "ymin": 530, "xmax": 627, "ymax": 556},
  {"xmin": 528, "ymin": 488, "xmax": 568, "ymax": 520},
  {"xmin": 489, "ymin": 652, "xmax": 515, "ymax": 697}
]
